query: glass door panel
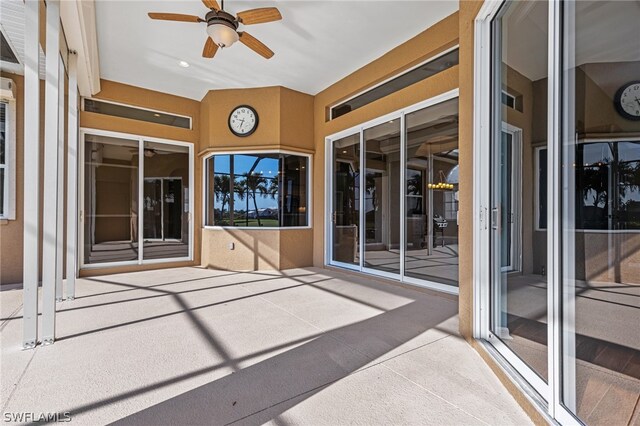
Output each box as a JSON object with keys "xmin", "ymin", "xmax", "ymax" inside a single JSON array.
[
  {"xmin": 143, "ymin": 179, "xmax": 162, "ymax": 239},
  {"xmin": 331, "ymin": 134, "xmax": 360, "ymax": 266},
  {"xmin": 561, "ymin": 1, "xmax": 640, "ymax": 423},
  {"xmin": 83, "ymin": 134, "xmax": 139, "ymax": 264},
  {"xmin": 363, "ymin": 120, "xmax": 401, "ymax": 275},
  {"xmin": 405, "ymin": 98, "xmax": 459, "ymax": 286},
  {"xmin": 490, "ymin": 0, "xmax": 549, "ymax": 385},
  {"xmin": 143, "ymin": 141, "xmax": 189, "ymax": 260}
]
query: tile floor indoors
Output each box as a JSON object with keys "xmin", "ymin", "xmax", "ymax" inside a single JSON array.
[{"xmin": 0, "ymin": 267, "xmax": 531, "ymax": 425}]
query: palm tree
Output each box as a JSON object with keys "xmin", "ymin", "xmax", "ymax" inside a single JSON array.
[
  {"xmin": 239, "ymin": 172, "xmax": 269, "ymax": 226},
  {"xmin": 213, "ymin": 174, "xmax": 231, "ymax": 222}
]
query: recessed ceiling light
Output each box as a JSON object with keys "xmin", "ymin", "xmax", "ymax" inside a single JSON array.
[
  {"xmin": 178, "ymin": 60, "xmax": 190, "ymax": 68},
  {"xmin": 153, "ymin": 113, "xmax": 161, "ymax": 117}
]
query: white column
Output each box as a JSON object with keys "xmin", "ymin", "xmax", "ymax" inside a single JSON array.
[
  {"xmin": 22, "ymin": 0, "xmax": 40, "ymax": 349},
  {"xmin": 41, "ymin": 0, "xmax": 61, "ymax": 345},
  {"xmin": 65, "ymin": 52, "xmax": 78, "ymax": 300},
  {"xmin": 55, "ymin": 56, "xmax": 66, "ymax": 302}
]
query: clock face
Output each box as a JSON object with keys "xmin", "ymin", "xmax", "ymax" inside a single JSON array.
[
  {"xmin": 615, "ymin": 81, "xmax": 640, "ymax": 121},
  {"xmin": 229, "ymin": 105, "xmax": 259, "ymax": 136}
]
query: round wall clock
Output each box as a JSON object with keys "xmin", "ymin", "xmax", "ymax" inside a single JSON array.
[
  {"xmin": 229, "ymin": 105, "xmax": 259, "ymax": 137},
  {"xmin": 614, "ymin": 81, "xmax": 640, "ymax": 121}
]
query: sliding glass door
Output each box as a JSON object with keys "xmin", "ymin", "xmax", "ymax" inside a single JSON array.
[
  {"xmin": 142, "ymin": 141, "xmax": 190, "ymax": 260},
  {"xmin": 560, "ymin": 1, "xmax": 640, "ymax": 423},
  {"xmin": 478, "ymin": 0, "xmax": 639, "ymax": 423},
  {"xmin": 83, "ymin": 134, "xmax": 140, "ymax": 264},
  {"xmin": 404, "ymin": 98, "xmax": 459, "ymax": 286},
  {"xmin": 488, "ymin": 0, "xmax": 549, "ymax": 396},
  {"xmin": 327, "ymin": 92, "xmax": 460, "ymax": 292},
  {"xmin": 81, "ymin": 130, "xmax": 193, "ymax": 267},
  {"xmin": 330, "ymin": 133, "xmax": 360, "ymax": 268},
  {"xmin": 363, "ymin": 120, "xmax": 401, "ymax": 277}
]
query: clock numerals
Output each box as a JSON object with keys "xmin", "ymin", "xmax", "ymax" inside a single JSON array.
[
  {"xmin": 616, "ymin": 82, "xmax": 640, "ymax": 121},
  {"xmin": 229, "ymin": 106, "xmax": 258, "ymax": 136}
]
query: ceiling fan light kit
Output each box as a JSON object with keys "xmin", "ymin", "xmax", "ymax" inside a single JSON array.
[
  {"xmin": 206, "ymin": 11, "xmax": 239, "ymax": 48},
  {"xmin": 148, "ymin": 0, "xmax": 281, "ymax": 59}
]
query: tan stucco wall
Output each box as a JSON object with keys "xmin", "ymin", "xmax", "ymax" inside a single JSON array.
[
  {"xmin": 0, "ymin": 72, "xmax": 64, "ymax": 286},
  {"xmin": 458, "ymin": 2, "xmax": 478, "ymax": 342},
  {"xmin": 0, "ymin": 75, "xmax": 32, "ymax": 285},
  {"xmin": 201, "ymin": 228, "xmax": 313, "ymax": 271},
  {"xmin": 312, "ymin": 12, "xmax": 460, "ymax": 269},
  {"xmin": 198, "ymin": 86, "xmax": 315, "ymax": 271}
]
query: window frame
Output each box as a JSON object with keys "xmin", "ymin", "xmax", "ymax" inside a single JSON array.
[
  {"xmin": 0, "ymin": 94, "xmax": 16, "ymax": 220},
  {"xmin": 79, "ymin": 127, "xmax": 195, "ymax": 269},
  {"xmin": 202, "ymin": 149, "xmax": 313, "ymax": 230}
]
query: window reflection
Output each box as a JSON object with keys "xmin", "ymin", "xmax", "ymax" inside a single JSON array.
[{"xmin": 562, "ymin": 1, "xmax": 640, "ymax": 423}]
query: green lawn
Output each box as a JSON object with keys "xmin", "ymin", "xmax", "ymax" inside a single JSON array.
[{"xmin": 232, "ymin": 219, "xmax": 279, "ymax": 227}]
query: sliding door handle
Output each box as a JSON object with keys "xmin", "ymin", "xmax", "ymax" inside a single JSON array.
[{"xmin": 491, "ymin": 207, "xmax": 500, "ymax": 230}]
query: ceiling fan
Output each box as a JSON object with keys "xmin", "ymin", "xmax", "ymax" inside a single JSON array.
[{"xmin": 148, "ymin": 0, "xmax": 281, "ymax": 59}]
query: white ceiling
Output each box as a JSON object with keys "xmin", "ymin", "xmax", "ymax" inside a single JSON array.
[{"xmin": 95, "ymin": 0, "xmax": 459, "ymax": 100}]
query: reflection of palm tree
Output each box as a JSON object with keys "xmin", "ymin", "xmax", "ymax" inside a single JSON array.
[
  {"xmin": 407, "ymin": 175, "xmax": 422, "ymax": 196},
  {"xmin": 578, "ymin": 142, "xmax": 640, "ymax": 228}
]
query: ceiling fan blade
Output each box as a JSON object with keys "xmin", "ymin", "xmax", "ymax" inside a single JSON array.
[
  {"xmin": 148, "ymin": 13, "xmax": 203, "ymax": 23},
  {"xmin": 237, "ymin": 8, "xmax": 282, "ymax": 25},
  {"xmin": 203, "ymin": 37, "xmax": 219, "ymax": 58},
  {"xmin": 202, "ymin": 0, "xmax": 220, "ymax": 10},
  {"xmin": 239, "ymin": 32, "xmax": 274, "ymax": 59}
]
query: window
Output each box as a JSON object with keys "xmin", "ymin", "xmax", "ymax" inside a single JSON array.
[
  {"xmin": 205, "ymin": 152, "xmax": 309, "ymax": 227},
  {"xmin": 0, "ymin": 99, "xmax": 15, "ymax": 220},
  {"xmin": 83, "ymin": 99, "xmax": 192, "ymax": 129},
  {"xmin": 329, "ymin": 48, "xmax": 459, "ymax": 120}
]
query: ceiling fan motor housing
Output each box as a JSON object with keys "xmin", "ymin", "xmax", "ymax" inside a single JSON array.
[{"xmin": 205, "ymin": 10, "xmax": 238, "ymax": 29}]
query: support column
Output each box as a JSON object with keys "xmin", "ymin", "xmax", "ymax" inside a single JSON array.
[
  {"xmin": 41, "ymin": 0, "xmax": 61, "ymax": 345},
  {"xmin": 55, "ymin": 56, "xmax": 66, "ymax": 302},
  {"xmin": 65, "ymin": 52, "xmax": 78, "ymax": 300},
  {"xmin": 22, "ymin": 0, "xmax": 40, "ymax": 349}
]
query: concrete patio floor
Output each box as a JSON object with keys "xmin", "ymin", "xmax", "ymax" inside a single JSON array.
[{"xmin": 0, "ymin": 267, "xmax": 531, "ymax": 425}]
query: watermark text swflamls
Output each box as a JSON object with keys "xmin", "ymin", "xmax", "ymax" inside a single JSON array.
[{"xmin": 3, "ymin": 412, "xmax": 71, "ymax": 423}]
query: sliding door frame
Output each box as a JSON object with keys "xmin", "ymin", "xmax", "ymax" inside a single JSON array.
[
  {"xmin": 325, "ymin": 88, "xmax": 460, "ymax": 295},
  {"xmin": 78, "ymin": 128, "xmax": 194, "ymax": 269},
  {"xmin": 473, "ymin": 1, "xmax": 580, "ymax": 424}
]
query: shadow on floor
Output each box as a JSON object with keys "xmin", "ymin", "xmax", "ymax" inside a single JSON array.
[
  {"xmin": 111, "ymin": 299, "xmax": 456, "ymax": 425},
  {"xmin": 52, "ymin": 280, "xmax": 456, "ymax": 425}
]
